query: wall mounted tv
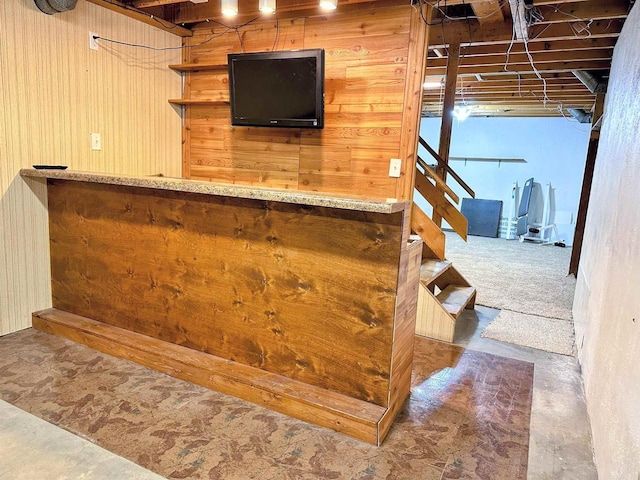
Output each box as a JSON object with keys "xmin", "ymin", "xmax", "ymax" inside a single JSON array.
[{"xmin": 228, "ymin": 49, "xmax": 325, "ymax": 129}]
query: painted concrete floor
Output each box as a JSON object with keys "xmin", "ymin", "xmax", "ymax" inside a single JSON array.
[
  {"xmin": 455, "ymin": 306, "xmax": 597, "ymax": 480},
  {"xmin": 0, "ymin": 306, "xmax": 596, "ymax": 479}
]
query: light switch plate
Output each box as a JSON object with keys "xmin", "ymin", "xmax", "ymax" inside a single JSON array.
[{"xmin": 91, "ymin": 133, "xmax": 101, "ymax": 151}]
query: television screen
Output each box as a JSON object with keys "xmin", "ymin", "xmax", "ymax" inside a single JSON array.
[{"xmin": 228, "ymin": 49, "xmax": 325, "ymax": 129}]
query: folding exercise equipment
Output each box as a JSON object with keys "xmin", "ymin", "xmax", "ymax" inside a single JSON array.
[
  {"xmin": 516, "ymin": 179, "xmax": 559, "ymax": 245},
  {"xmin": 515, "ymin": 177, "xmax": 534, "ymax": 237}
]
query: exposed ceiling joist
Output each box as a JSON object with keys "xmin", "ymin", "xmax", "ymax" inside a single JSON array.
[
  {"xmin": 428, "ymin": 19, "xmax": 624, "ymax": 48},
  {"xmin": 444, "ymin": 37, "xmax": 617, "ymax": 57},
  {"xmin": 534, "ymin": 0, "xmax": 630, "ymax": 25},
  {"xmin": 423, "ymin": 0, "xmax": 628, "ymax": 117}
]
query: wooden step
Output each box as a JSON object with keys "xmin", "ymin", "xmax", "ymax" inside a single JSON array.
[
  {"xmin": 420, "ymin": 259, "xmax": 452, "ymax": 286},
  {"xmin": 31, "ymin": 308, "xmax": 388, "ymax": 445},
  {"xmin": 436, "ymin": 285, "xmax": 477, "ymax": 318}
]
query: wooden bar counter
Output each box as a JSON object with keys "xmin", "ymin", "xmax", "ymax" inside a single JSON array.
[{"xmin": 20, "ymin": 169, "xmax": 422, "ymax": 445}]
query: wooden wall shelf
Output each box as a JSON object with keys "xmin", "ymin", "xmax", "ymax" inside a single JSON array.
[
  {"xmin": 168, "ymin": 64, "xmax": 228, "ymax": 106},
  {"xmin": 169, "ymin": 63, "xmax": 228, "ymax": 72},
  {"xmin": 168, "ymin": 99, "xmax": 229, "ymax": 106}
]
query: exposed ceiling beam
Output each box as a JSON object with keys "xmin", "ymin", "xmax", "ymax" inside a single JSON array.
[
  {"xmin": 426, "ymin": 59, "xmax": 611, "ymax": 76},
  {"xmin": 534, "ymin": 0, "xmax": 630, "ymax": 25},
  {"xmin": 444, "ymin": 37, "xmax": 617, "ymax": 57},
  {"xmin": 450, "ymin": 84, "xmax": 591, "ymax": 93},
  {"xmin": 428, "ymin": 19, "xmax": 624, "ymax": 47},
  {"xmin": 423, "ymin": 92, "xmax": 596, "ymax": 101},
  {"xmin": 427, "ymin": 48, "xmax": 613, "ymax": 69}
]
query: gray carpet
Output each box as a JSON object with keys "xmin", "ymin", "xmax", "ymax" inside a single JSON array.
[{"xmin": 445, "ymin": 232, "xmax": 576, "ymax": 355}]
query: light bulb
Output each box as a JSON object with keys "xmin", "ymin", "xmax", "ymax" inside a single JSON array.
[
  {"xmin": 453, "ymin": 105, "xmax": 470, "ymax": 121},
  {"xmin": 221, "ymin": 0, "xmax": 238, "ymax": 16},
  {"xmin": 319, "ymin": 0, "xmax": 337, "ymax": 10},
  {"xmin": 259, "ymin": 0, "xmax": 276, "ymax": 13}
]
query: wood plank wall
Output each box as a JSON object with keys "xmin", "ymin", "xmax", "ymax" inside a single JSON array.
[
  {"xmin": 182, "ymin": 2, "xmax": 423, "ymax": 199},
  {"xmin": 0, "ymin": 1, "xmax": 182, "ymax": 335}
]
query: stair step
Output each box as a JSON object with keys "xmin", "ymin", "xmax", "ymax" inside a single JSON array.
[
  {"xmin": 436, "ymin": 285, "xmax": 476, "ymax": 318},
  {"xmin": 420, "ymin": 259, "xmax": 452, "ymax": 286}
]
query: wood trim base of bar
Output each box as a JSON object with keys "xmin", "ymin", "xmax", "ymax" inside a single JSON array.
[{"xmin": 32, "ymin": 308, "xmax": 389, "ymax": 445}]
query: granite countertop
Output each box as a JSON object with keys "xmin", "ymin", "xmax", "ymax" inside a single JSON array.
[{"xmin": 20, "ymin": 169, "xmax": 408, "ymax": 214}]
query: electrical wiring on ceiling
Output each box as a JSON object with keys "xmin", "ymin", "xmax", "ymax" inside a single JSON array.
[
  {"xmin": 96, "ymin": 0, "xmax": 184, "ymax": 30},
  {"xmin": 418, "ymin": 0, "xmax": 612, "ymax": 118},
  {"xmin": 92, "ymin": 15, "xmax": 270, "ymax": 52}
]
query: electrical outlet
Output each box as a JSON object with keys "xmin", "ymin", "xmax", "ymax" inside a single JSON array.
[
  {"xmin": 91, "ymin": 133, "xmax": 101, "ymax": 151},
  {"xmin": 89, "ymin": 32, "xmax": 99, "ymax": 51},
  {"xmin": 389, "ymin": 158, "xmax": 402, "ymax": 178}
]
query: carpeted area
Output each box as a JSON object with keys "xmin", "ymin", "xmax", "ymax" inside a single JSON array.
[
  {"xmin": 0, "ymin": 328, "xmax": 534, "ymax": 480},
  {"xmin": 444, "ymin": 232, "xmax": 576, "ymax": 355},
  {"xmin": 479, "ymin": 310, "xmax": 575, "ymax": 356}
]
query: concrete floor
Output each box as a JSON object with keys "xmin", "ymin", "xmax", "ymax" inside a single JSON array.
[
  {"xmin": 0, "ymin": 306, "xmax": 596, "ymax": 479},
  {"xmin": 455, "ymin": 306, "xmax": 597, "ymax": 480},
  {"xmin": 0, "ymin": 400, "xmax": 163, "ymax": 480}
]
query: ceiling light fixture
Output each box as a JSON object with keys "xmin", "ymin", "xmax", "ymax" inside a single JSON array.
[
  {"xmin": 221, "ymin": 0, "xmax": 238, "ymax": 16},
  {"xmin": 319, "ymin": 0, "xmax": 337, "ymax": 11},
  {"xmin": 453, "ymin": 105, "xmax": 470, "ymax": 121},
  {"xmin": 259, "ymin": 0, "xmax": 276, "ymax": 13},
  {"xmin": 423, "ymin": 82, "xmax": 441, "ymax": 89}
]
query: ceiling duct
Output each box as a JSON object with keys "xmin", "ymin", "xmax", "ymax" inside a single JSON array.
[
  {"xmin": 34, "ymin": 0, "xmax": 78, "ymax": 15},
  {"xmin": 572, "ymin": 70, "xmax": 608, "ymax": 94},
  {"xmin": 568, "ymin": 108, "xmax": 593, "ymax": 124}
]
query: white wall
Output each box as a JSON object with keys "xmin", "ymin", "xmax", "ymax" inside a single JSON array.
[
  {"xmin": 0, "ymin": 1, "xmax": 182, "ymax": 335},
  {"xmin": 418, "ymin": 116, "xmax": 591, "ymax": 244},
  {"xmin": 573, "ymin": 3, "xmax": 640, "ymax": 479}
]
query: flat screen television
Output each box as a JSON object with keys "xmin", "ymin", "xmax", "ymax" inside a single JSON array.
[{"xmin": 228, "ymin": 49, "xmax": 325, "ymax": 129}]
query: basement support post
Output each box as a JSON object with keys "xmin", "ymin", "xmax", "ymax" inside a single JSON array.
[
  {"xmin": 433, "ymin": 43, "xmax": 461, "ymax": 228},
  {"xmin": 569, "ymin": 93, "xmax": 605, "ymax": 276}
]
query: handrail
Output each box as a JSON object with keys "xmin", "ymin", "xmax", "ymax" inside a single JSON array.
[
  {"xmin": 418, "ymin": 137, "xmax": 475, "ymax": 198},
  {"xmin": 416, "ymin": 157, "xmax": 460, "ymax": 205}
]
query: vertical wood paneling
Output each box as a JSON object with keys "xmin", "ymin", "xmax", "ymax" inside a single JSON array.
[
  {"xmin": 182, "ymin": 3, "xmax": 417, "ymax": 198},
  {"xmin": 0, "ymin": 1, "xmax": 182, "ymax": 335}
]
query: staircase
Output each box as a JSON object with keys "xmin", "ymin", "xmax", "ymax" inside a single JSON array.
[{"xmin": 411, "ymin": 137, "xmax": 477, "ymax": 342}]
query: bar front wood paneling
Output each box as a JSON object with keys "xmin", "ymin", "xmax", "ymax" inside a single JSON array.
[{"xmin": 22, "ymin": 169, "xmax": 420, "ymax": 445}]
